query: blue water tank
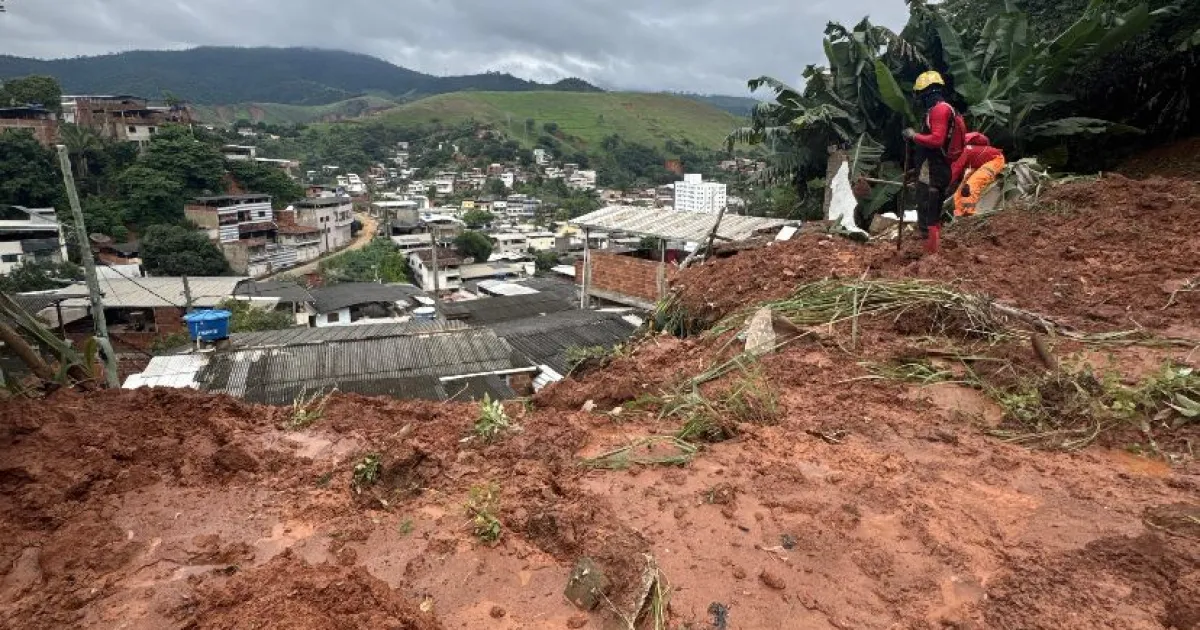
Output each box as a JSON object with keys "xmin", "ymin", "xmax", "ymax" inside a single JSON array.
[{"xmin": 182, "ymin": 309, "xmax": 232, "ymax": 342}]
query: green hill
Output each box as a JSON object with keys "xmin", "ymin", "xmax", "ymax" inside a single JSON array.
[
  {"xmin": 375, "ymin": 91, "xmax": 744, "ymax": 151},
  {"xmin": 193, "ymin": 95, "xmax": 404, "ymax": 125},
  {"xmin": 0, "ymin": 47, "xmax": 600, "ymax": 106}
]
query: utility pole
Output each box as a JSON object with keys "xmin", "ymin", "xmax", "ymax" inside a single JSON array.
[
  {"xmin": 56, "ymin": 145, "xmax": 120, "ymax": 388},
  {"xmin": 430, "ymin": 225, "xmax": 440, "ymax": 302},
  {"xmin": 182, "ymin": 275, "xmax": 194, "ymax": 313}
]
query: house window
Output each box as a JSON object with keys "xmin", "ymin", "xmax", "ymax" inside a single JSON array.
[
  {"xmin": 1, "ymin": 254, "xmax": 19, "ymax": 263},
  {"xmin": 128, "ymin": 125, "xmax": 136, "ymax": 133},
  {"xmin": 326, "ymin": 312, "xmax": 340, "ymax": 323},
  {"xmin": 148, "ymin": 127, "xmax": 156, "ymax": 134}
]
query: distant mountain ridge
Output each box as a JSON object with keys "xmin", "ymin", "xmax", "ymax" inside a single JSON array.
[{"xmin": 0, "ymin": 47, "xmax": 603, "ymax": 105}]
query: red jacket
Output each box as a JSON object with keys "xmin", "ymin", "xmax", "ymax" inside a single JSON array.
[
  {"xmin": 913, "ymin": 101, "xmax": 966, "ymax": 163},
  {"xmin": 951, "ymin": 133, "xmax": 1004, "ymax": 183}
]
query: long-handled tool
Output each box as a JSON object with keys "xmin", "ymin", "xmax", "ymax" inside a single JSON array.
[{"xmin": 896, "ymin": 144, "xmax": 911, "ymax": 251}]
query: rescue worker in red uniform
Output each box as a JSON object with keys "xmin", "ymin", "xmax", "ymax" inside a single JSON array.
[
  {"xmin": 902, "ymin": 71, "xmax": 966, "ymax": 254},
  {"xmin": 951, "ymin": 132, "xmax": 1006, "ymax": 217}
]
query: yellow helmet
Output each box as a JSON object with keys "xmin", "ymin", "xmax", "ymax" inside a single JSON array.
[{"xmin": 914, "ymin": 70, "xmax": 945, "ymax": 93}]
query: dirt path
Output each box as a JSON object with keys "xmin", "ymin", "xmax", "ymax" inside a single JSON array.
[{"xmin": 262, "ymin": 211, "xmax": 379, "ymax": 279}]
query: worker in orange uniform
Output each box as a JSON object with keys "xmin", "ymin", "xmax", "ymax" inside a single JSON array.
[
  {"xmin": 903, "ymin": 70, "xmax": 966, "ymax": 255},
  {"xmin": 952, "ymin": 132, "xmax": 1006, "ymax": 217}
]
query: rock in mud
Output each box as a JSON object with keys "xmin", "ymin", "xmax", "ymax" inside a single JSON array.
[
  {"xmin": 759, "ymin": 569, "xmax": 787, "ymax": 590},
  {"xmin": 564, "ymin": 558, "xmax": 610, "ymax": 611},
  {"xmin": 744, "ymin": 307, "xmax": 778, "ymax": 356},
  {"xmin": 566, "ymin": 615, "xmax": 589, "ymax": 628}
]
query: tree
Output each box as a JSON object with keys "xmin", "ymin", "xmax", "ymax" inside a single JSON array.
[
  {"xmin": 226, "ymin": 160, "xmax": 303, "ymax": 209},
  {"xmin": 59, "ymin": 124, "xmax": 103, "ymax": 181},
  {"xmin": 543, "ymin": 122, "xmax": 560, "ymax": 135},
  {"xmin": 0, "ymin": 130, "xmax": 62, "ymax": 209},
  {"xmin": 217, "ymin": 298, "xmax": 294, "ymax": 332},
  {"xmin": 141, "ymin": 125, "xmax": 225, "ymax": 195},
  {"xmin": 485, "ymin": 178, "xmax": 508, "ymax": 196},
  {"xmin": 320, "ymin": 238, "xmax": 410, "ymax": 284},
  {"xmin": 531, "ymin": 250, "xmax": 561, "ymax": 273},
  {"xmin": 0, "ymin": 75, "xmax": 63, "ymax": 112},
  {"xmin": 0, "ymin": 261, "xmax": 83, "ymax": 293},
  {"xmin": 454, "ymin": 231, "xmax": 493, "ymax": 263},
  {"xmin": 118, "ymin": 166, "xmax": 186, "ymax": 225},
  {"xmin": 462, "ymin": 209, "xmax": 495, "ymax": 228},
  {"xmin": 141, "ymin": 224, "xmax": 232, "ymax": 276},
  {"xmin": 81, "ymin": 197, "xmax": 131, "ymax": 242}
]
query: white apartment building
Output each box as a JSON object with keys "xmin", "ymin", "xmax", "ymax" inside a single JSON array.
[
  {"xmin": 532, "ymin": 148, "xmax": 550, "ymax": 166},
  {"xmin": 674, "ymin": 174, "xmax": 727, "ymax": 213},
  {"xmin": 0, "ymin": 207, "xmax": 68, "ymax": 274},
  {"xmin": 500, "ymin": 172, "xmax": 515, "ymax": 189}
]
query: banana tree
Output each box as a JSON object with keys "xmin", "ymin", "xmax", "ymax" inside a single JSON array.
[
  {"xmin": 729, "ymin": 18, "xmax": 923, "ymax": 218},
  {"xmin": 905, "ymin": 0, "xmax": 1164, "ymax": 151}
]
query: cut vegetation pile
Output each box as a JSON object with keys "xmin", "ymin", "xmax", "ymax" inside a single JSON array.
[{"xmin": 1, "ymin": 173, "xmax": 1199, "ymax": 629}]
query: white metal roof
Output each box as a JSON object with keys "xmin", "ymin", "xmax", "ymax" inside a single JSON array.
[
  {"xmin": 54, "ymin": 276, "xmax": 248, "ymax": 309},
  {"xmin": 570, "ymin": 205, "xmax": 792, "ymax": 243},
  {"xmin": 123, "ymin": 354, "xmax": 207, "ymax": 389},
  {"xmin": 476, "ymin": 280, "xmax": 540, "ymax": 297}
]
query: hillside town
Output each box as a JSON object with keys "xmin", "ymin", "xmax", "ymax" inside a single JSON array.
[{"xmin": 1, "ymin": 87, "xmax": 793, "ymax": 406}]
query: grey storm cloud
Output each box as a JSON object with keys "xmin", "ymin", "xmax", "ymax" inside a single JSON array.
[{"xmin": 0, "ymin": 0, "xmax": 909, "ymax": 95}]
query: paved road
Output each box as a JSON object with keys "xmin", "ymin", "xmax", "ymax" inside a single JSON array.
[{"xmin": 263, "ymin": 212, "xmax": 379, "ymax": 279}]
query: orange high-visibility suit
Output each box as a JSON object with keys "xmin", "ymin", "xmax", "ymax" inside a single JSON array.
[{"xmin": 952, "ymin": 132, "xmax": 1005, "ymax": 217}]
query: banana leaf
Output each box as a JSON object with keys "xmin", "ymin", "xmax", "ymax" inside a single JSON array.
[
  {"xmin": 874, "ymin": 60, "xmax": 916, "ymax": 125},
  {"xmin": 1025, "ymin": 117, "xmax": 1143, "ymax": 138},
  {"xmin": 847, "ymin": 133, "xmax": 885, "ymax": 181},
  {"xmin": 927, "ymin": 5, "xmax": 986, "ymax": 103}
]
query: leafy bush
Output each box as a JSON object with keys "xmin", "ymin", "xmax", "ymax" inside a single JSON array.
[
  {"xmin": 465, "ymin": 482, "xmax": 502, "ymax": 544},
  {"xmin": 141, "ymin": 224, "xmax": 232, "ymax": 277},
  {"xmin": 320, "ymin": 238, "xmax": 410, "ymax": 284},
  {"xmin": 473, "ymin": 394, "xmax": 516, "ymax": 443},
  {"xmin": 218, "ymin": 298, "xmax": 295, "ymax": 332}
]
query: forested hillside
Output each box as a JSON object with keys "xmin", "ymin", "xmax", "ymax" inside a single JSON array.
[{"xmin": 0, "ymin": 47, "xmax": 600, "ymax": 105}]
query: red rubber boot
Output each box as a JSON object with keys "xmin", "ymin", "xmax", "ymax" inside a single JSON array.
[{"xmin": 924, "ymin": 224, "xmax": 941, "ymax": 255}]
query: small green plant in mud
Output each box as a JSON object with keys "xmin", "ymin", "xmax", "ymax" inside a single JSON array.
[
  {"xmin": 473, "ymin": 394, "xmax": 517, "ymax": 443},
  {"xmin": 989, "ymin": 360, "xmax": 1200, "ymax": 454},
  {"xmin": 650, "ymin": 366, "xmax": 780, "ymax": 443},
  {"xmin": 315, "ymin": 471, "xmax": 333, "ymax": 488},
  {"xmin": 465, "ymin": 482, "xmax": 502, "ymax": 544},
  {"xmin": 397, "ymin": 518, "xmax": 414, "ymax": 536},
  {"xmin": 351, "ymin": 454, "xmax": 382, "ymax": 493},
  {"xmin": 565, "ymin": 344, "xmax": 623, "ymax": 374},
  {"xmin": 286, "ymin": 387, "xmax": 336, "ymax": 430}
]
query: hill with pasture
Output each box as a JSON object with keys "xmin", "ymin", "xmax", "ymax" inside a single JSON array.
[{"xmin": 373, "ymin": 91, "xmax": 745, "ymax": 151}]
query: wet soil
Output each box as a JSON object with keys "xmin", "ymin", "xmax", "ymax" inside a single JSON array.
[{"xmin": 2, "ymin": 174, "xmax": 1199, "ymax": 629}]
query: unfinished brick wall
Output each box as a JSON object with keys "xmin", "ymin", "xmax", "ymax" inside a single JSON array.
[{"xmin": 574, "ymin": 251, "xmax": 663, "ymax": 305}]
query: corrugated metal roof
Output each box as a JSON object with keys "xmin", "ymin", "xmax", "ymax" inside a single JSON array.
[
  {"xmin": 227, "ymin": 320, "xmax": 469, "ymax": 349},
  {"xmin": 494, "ymin": 310, "xmax": 638, "ymax": 376},
  {"xmin": 194, "ymin": 329, "xmax": 530, "ymax": 405},
  {"xmin": 233, "ymin": 280, "xmax": 314, "ymax": 303},
  {"xmin": 440, "ymin": 293, "xmax": 575, "ymax": 325},
  {"xmin": 570, "ymin": 206, "xmax": 792, "ymax": 242},
  {"xmin": 308, "ymin": 283, "xmax": 424, "ymax": 314},
  {"xmin": 13, "ymin": 290, "xmax": 90, "ymax": 315},
  {"xmin": 53, "ymin": 276, "xmax": 247, "ymax": 309}
]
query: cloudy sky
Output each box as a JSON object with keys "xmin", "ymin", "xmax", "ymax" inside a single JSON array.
[{"xmin": 0, "ymin": 0, "xmax": 909, "ymax": 95}]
